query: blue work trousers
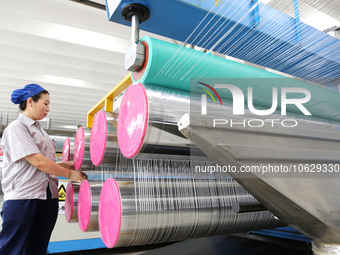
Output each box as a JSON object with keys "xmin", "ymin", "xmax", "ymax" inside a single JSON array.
[{"xmin": 0, "ymin": 188, "xmax": 58, "ymax": 255}]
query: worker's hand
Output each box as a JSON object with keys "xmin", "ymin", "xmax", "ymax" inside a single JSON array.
[
  {"xmin": 69, "ymin": 170, "xmax": 88, "ymax": 183},
  {"xmin": 62, "ymin": 161, "xmax": 75, "ymax": 170}
]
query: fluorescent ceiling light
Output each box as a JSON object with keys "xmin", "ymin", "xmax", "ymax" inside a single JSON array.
[
  {"xmin": 45, "ymin": 25, "xmax": 129, "ymax": 53},
  {"xmin": 301, "ymin": 11, "xmax": 340, "ymax": 32},
  {"xmin": 41, "ymin": 75, "xmax": 86, "ymax": 88}
]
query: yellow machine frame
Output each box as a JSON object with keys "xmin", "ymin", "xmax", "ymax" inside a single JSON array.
[{"xmin": 86, "ymin": 74, "xmax": 132, "ymax": 128}]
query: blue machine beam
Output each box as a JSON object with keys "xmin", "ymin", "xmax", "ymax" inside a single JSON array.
[
  {"xmin": 293, "ymin": 0, "xmax": 302, "ymax": 43},
  {"xmin": 105, "ymin": 0, "xmax": 340, "ymax": 89}
]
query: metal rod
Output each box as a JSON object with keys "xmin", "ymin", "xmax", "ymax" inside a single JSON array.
[{"xmin": 131, "ymin": 14, "xmax": 140, "ymax": 43}]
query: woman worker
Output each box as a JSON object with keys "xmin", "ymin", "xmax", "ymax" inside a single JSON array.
[{"xmin": 0, "ymin": 83, "xmax": 88, "ymax": 255}]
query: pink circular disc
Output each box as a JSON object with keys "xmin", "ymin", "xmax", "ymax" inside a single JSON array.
[
  {"xmin": 65, "ymin": 182, "xmax": 74, "ymax": 223},
  {"xmin": 74, "ymin": 127, "xmax": 85, "ymax": 170},
  {"xmin": 78, "ymin": 180, "xmax": 91, "ymax": 232},
  {"xmin": 117, "ymin": 83, "xmax": 148, "ymax": 158},
  {"xmin": 99, "ymin": 178, "xmax": 122, "ymax": 248},
  {"xmin": 90, "ymin": 111, "xmax": 107, "ymax": 166},
  {"xmin": 62, "ymin": 137, "xmax": 70, "ymax": 162}
]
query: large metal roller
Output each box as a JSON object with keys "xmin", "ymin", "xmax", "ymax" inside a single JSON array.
[
  {"xmin": 90, "ymin": 151, "xmax": 228, "ymax": 182},
  {"xmin": 117, "ymin": 82, "xmax": 339, "ymax": 159},
  {"xmin": 62, "ymin": 137, "xmax": 74, "ymax": 162},
  {"xmin": 98, "ymin": 177, "xmax": 282, "ymax": 248},
  {"xmin": 65, "ymin": 182, "xmax": 80, "ymax": 223},
  {"xmin": 117, "ymin": 83, "xmax": 204, "ymax": 158},
  {"xmin": 90, "ymin": 111, "xmax": 119, "ymax": 166},
  {"xmin": 131, "ymin": 36, "xmax": 340, "ymax": 123},
  {"xmin": 77, "ymin": 180, "xmax": 102, "ymax": 232},
  {"xmin": 74, "ymin": 127, "xmax": 92, "ymax": 170}
]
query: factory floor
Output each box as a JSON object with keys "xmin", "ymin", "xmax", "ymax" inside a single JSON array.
[{"xmin": 51, "ymin": 233, "xmax": 313, "ymax": 255}]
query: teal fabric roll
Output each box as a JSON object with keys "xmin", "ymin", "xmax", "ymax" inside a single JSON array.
[
  {"xmin": 134, "ymin": 37, "xmax": 281, "ymax": 87},
  {"xmin": 133, "ymin": 36, "xmax": 340, "ymax": 123}
]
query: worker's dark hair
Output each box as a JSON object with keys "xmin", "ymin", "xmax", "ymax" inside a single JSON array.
[{"xmin": 19, "ymin": 90, "xmax": 49, "ymax": 111}]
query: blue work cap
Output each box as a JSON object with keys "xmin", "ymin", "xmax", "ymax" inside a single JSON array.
[{"xmin": 11, "ymin": 84, "xmax": 46, "ymax": 104}]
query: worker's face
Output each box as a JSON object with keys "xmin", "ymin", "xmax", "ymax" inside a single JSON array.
[{"xmin": 27, "ymin": 93, "xmax": 50, "ymax": 120}]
